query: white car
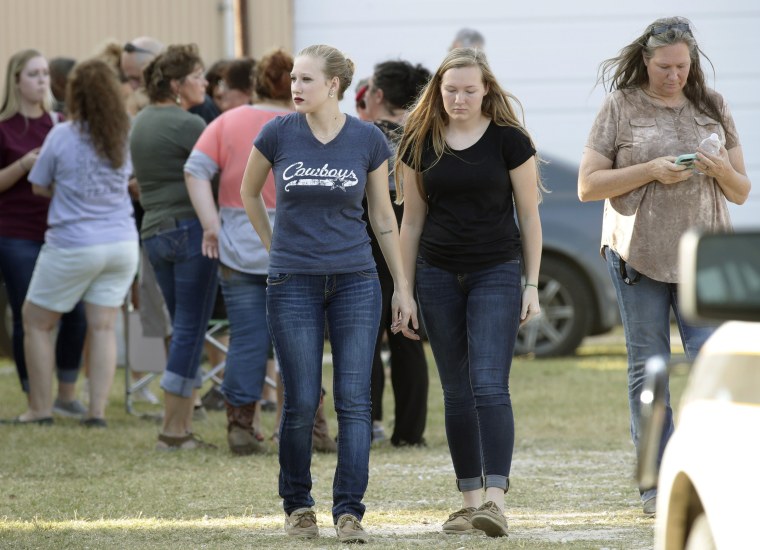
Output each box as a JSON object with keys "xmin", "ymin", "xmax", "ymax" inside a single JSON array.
[{"xmin": 638, "ymin": 230, "xmax": 760, "ymax": 549}]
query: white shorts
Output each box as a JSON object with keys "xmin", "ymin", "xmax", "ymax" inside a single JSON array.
[{"xmin": 27, "ymin": 241, "xmax": 139, "ymax": 312}]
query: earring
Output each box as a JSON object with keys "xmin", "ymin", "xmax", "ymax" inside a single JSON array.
[
  {"xmin": 175, "ymin": 94, "xmax": 181, "ymax": 105},
  {"xmin": 328, "ymin": 89, "xmax": 335, "ymax": 98}
]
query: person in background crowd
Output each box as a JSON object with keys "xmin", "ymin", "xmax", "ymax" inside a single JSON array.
[
  {"xmin": 205, "ymin": 59, "xmax": 230, "ymax": 113},
  {"xmin": 396, "ymin": 47, "xmax": 542, "ymax": 537},
  {"xmin": 122, "ymin": 36, "xmax": 219, "ymax": 124},
  {"xmin": 0, "ymin": 49, "xmax": 87, "ymax": 423},
  {"xmin": 185, "ymin": 48, "xmax": 293, "ymax": 455},
  {"xmin": 215, "ymin": 57, "xmax": 255, "ymax": 112},
  {"xmin": 353, "ymin": 77, "xmax": 371, "ymax": 121},
  {"xmin": 578, "ymin": 16, "xmax": 750, "ymax": 516},
  {"xmin": 19, "ymin": 59, "xmax": 139, "ymax": 427},
  {"xmin": 449, "ymin": 28, "xmax": 485, "ymax": 51},
  {"xmin": 361, "ymin": 59, "xmax": 431, "ymax": 447},
  {"xmin": 47, "ymin": 57, "xmax": 75, "ymax": 114},
  {"xmin": 130, "ymin": 44, "xmax": 218, "ymax": 450},
  {"xmin": 93, "ymin": 41, "xmax": 135, "ymax": 109},
  {"xmin": 241, "ymin": 43, "xmax": 415, "ymax": 543}
]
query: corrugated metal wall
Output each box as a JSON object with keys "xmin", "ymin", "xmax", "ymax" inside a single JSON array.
[
  {"xmin": 1, "ymin": 0, "xmax": 292, "ymax": 68},
  {"xmin": 249, "ymin": 0, "xmax": 293, "ymax": 58}
]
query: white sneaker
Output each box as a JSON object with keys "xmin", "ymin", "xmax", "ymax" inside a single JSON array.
[{"xmin": 133, "ymin": 386, "xmax": 160, "ymax": 404}]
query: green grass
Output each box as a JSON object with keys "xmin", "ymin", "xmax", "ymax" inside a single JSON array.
[{"xmin": 0, "ymin": 330, "xmax": 687, "ymax": 549}]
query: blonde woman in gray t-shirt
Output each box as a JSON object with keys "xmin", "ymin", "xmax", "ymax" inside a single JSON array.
[
  {"xmin": 578, "ymin": 16, "xmax": 751, "ymax": 516},
  {"xmin": 241, "ymin": 44, "xmax": 416, "ymax": 543}
]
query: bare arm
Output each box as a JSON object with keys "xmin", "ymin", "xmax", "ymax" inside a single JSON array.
[
  {"xmin": 512, "ymin": 157, "xmax": 542, "ymax": 326},
  {"xmin": 578, "ymin": 147, "xmax": 692, "ymax": 202},
  {"xmin": 366, "ymin": 161, "xmax": 419, "ymax": 340},
  {"xmin": 185, "ymin": 172, "xmax": 221, "ymax": 259},
  {"xmin": 240, "ymin": 146, "xmax": 274, "ymax": 251},
  {"xmin": 31, "ymin": 183, "xmax": 52, "ymax": 198},
  {"xmin": 0, "ymin": 149, "xmax": 39, "ymax": 193},
  {"xmin": 694, "ymin": 144, "xmax": 751, "ymax": 205},
  {"xmin": 397, "ymin": 162, "xmax": 427, "ymax": 337}
]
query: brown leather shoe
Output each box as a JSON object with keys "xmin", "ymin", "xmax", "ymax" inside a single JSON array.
[
  {"xmin": 225, "ymin": 401, "xmax": 266, "ymax": 455},
  {"xmin": 312, "ymin": 401, "xmax": 337, "ymax": 453}
]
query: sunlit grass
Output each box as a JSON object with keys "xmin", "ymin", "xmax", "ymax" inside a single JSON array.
[{"xmin": 0, "ymin": 328, "xmax": 682, "ymax": 549}]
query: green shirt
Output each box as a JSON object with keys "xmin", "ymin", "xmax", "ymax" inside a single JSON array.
[{"xmin": 130, "ymin": 105, "xmax": 206, "ymax": 239}]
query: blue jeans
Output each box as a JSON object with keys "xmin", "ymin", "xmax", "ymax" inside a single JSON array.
[
  {"xmin": 605, "ymin": 248, "xmax": 714, "ymax": 502},
  {"xmin": 0, "ymin": 236, "xmax": 86, "ymax": 392},
  {"xmin": 415, "ymin": 257, "xmax": 522, "ymax": 492},
  {"xmin": 267, "ymin": 270, "xmax": 380, "ymax": 522},
  {"xmin": 143, "ymin": 218, "xmax": 218, "ymax": 397},
  {"xmin": 219, "ymin": 265, "xmax": 270, "ymax": 407}
]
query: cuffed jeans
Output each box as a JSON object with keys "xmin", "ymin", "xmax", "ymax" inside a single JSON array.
[
  {"xmin": 143, "ymin": 218, "xmax": 218, "ymax": 398},
  {"xmin": 0, "ymin": 236, "xmax": 86, "ymax": 392},
  {"xmin": 415, "ymin": 257, "xmax": 522, "ymax": 492},
  {"xmin": 219, "ymin": 265, "xmax": 269, "ymax": 406},
  {"xmin": 605, "ymin": 248, "xmax": 714, "ymax": 502},
  {"xmin": 267, "ymin": 270, "xmax": 380, "ymax": 522}
]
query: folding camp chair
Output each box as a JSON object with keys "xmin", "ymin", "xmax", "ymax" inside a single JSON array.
[
  {"xmin": 122, "ymin": 306, "xmax": 165, "ymax": 418},
  {"xmin": 200, "ymin": 318, "xmax": 278, "ymax": 393}
]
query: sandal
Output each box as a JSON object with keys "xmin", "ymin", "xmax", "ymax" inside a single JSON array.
[
  {"xmin": 0, "ymin": 416, "xmax": 54, "ymax": 426},
  {"xmin": 156, "ymin": 432, "xmax": 217, "ymax": 451}
]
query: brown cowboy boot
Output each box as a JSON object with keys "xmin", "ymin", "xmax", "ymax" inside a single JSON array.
[
  {"xmin": 312, "ymin": 400, "xmax": 337, "ymax": 453},
  {"xmin": 225, "ymin": 401, "xmax": 266, "ymax": 455}
]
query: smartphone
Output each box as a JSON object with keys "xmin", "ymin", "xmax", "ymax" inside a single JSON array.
[{"xmin": 675, "ymin": 153, "xmax": 697, "ymax": 167}]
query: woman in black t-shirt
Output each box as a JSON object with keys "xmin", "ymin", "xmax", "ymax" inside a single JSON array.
[{"xmin": 394, "ymin": 47, "xmax": 543, "ymax": 537}]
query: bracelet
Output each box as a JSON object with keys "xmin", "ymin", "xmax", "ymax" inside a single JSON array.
[{"xmin": 524, "ymin": 283, "xmax": 538, "ymax": 289}]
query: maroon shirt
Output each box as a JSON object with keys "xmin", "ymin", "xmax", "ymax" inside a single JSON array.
[{"xmin": 0, "ymin": 112, "xmax": 57, "ymax": 241}]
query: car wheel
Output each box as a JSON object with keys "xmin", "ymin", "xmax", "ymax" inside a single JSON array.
[
  {"xmin": 684, "ymin": 513, "xmax": 716, "ymax": 550},
  {"xmin": 515, "ymin": 255, "xmax": 594, "ymax": 357}
]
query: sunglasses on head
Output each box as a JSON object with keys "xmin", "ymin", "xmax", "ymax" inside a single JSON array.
[
  {"xmin": 650, "ymin": 22, "xmax": 691, "ymax": 36},
  {"xmin": 123, "ymin": 42, "xmax": 154, "ymax": 55}
]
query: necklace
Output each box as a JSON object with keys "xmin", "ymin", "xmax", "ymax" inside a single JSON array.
[{"xmin": 308, "ymin": 114, "xmax": 345, "ymax": 143}]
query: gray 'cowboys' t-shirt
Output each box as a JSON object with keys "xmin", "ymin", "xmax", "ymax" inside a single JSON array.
[{"xmin": 254, "ymin": 113, "xmax": 391, "ymax": 274}]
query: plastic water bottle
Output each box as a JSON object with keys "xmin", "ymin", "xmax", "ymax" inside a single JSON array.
[
  {"xmin": 699, "ymin": 133, "xmax": 721, "ymax": 155},
  {"xmin": 696, "ymin": 133, "xmax": 720, "ymax": 174}
]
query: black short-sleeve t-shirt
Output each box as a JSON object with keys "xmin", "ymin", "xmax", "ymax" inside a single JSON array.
[{"xmin": 408, "ymin": 121, "xmax": 535, "ymax": 273}]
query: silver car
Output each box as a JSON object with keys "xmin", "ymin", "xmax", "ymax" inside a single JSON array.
[{"xmin": 515, "ymin": 155, "xmax": 619, "ymax": 356}]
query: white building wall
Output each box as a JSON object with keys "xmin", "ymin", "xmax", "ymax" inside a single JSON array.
[{"xmin": 294, "ymin": 0, "xmax": 759, "ymax": 227}]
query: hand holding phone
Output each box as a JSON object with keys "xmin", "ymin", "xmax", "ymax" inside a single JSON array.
[{"xmin": 675, "ymin": 153, "xmax": 697, "ymax": 167}]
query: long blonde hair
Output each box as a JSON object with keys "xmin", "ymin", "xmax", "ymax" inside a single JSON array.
[
  {"xmin": 0, "ymin": 49, "xmax": 54, "ymax": 122},
  {"xmin": 395, "ymin": 48, "xmax": 542, "ymax": 203}
]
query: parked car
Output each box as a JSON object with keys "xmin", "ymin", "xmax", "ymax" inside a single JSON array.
[
  {"xmin": 637, "ymin": 230, "xmax": 760, "ymax": 549},
  {"xmin": 515, "ymin": 154, "xmax": 618, "ymax": 356}
]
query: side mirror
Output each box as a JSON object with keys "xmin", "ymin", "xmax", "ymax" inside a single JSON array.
[
  {"xmin": 636, "ymin": 355, "xmax": 669, "ymax": 492},
  {"xmin": 680, "ymin": 230, "xmax": 760, "ymax": 323}
]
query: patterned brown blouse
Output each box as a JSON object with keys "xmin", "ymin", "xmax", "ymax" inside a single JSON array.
[{"xmin": 586, "ymin": 87, "xmax": 738, "ymax": 282}]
